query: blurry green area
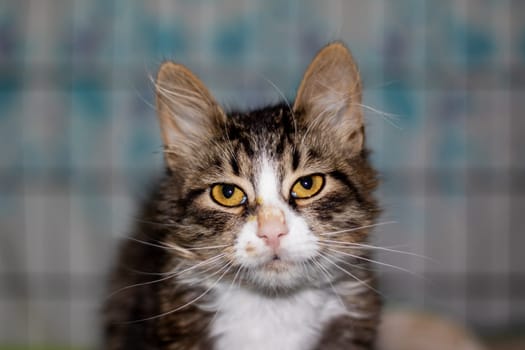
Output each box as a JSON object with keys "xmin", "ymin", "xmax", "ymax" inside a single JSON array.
[{"xmin": 0, "ymin": 346, "xmax": 85, "ymax": 350}]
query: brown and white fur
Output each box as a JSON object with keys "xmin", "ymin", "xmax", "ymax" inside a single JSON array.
[{"xmin": 104, "ymin": 42, "xmax": 382, "ymax": 349}]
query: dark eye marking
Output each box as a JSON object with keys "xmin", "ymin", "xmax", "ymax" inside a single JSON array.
[
  {"xmin": 240, "ymin": 137, "xmax": 254, "ymax": 157},
  {"xmin": 292, "ymin": 149, "xmax": 301, "ymax": 171},
  {"xmin": 229, "ymin": 155, "xmax": 240, "ymax": 176},
  {"xmin": 185, "ymin": 188, "xmax": 206, "ymax": 203},
  {"xmin": 328, "ymin": 170, "xmax": 365, "ymax": 205}
]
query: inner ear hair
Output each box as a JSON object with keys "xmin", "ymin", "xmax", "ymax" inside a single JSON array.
[
  {"xmin": 155, "ymin": 62, "xmax": 226, "ymax": 168},
  {"xmin": 293, "ymin": 42, "xmax": 364, "ymax": 152}
]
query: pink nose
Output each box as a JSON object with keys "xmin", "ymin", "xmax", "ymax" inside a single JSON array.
[{"xmin": 257, "ymin": 206, "xmax": 289, "ymax": 250}]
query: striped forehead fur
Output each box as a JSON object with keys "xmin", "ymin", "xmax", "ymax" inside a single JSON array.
[{"xmin": 170, "ymin": 102, "xmax": 378, "ymax": 206}]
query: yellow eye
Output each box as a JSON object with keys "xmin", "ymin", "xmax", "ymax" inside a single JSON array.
[
  {"xmin": 291, "ymin": 174, "xmax": 325, "ymax": 199},
  {"xmin": 210, "ymin": 184, "xmax": 247, "ymax": 207}
]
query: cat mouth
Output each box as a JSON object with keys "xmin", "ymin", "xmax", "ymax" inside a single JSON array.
[{"xmin": 261, "ymin": 255, "xmax": 293, "ymax": 271}]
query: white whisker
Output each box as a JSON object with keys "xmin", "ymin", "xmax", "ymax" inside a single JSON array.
[
  {"xmin": 319, "ymin": 221, "xmax": 397, "ymax": 236},
  {"xmin": 311, "ymin": 259, "xmax": 347, "ymax": 310},
  {"xmin": 134, "ymin": 218, "xmax": 178, "ymax": 227},
  {"xmin": 320, "ymin": 250, "xmax": 376, "ymax": 272},
  {"xmin": 123, "ymin": 267, "xmax": 172, "ymax": 277},
  {"xmin": 186, "ymin": 244, "xmax": 229, "ymax": 251},
  {"xmin": 209, "ymin": 264, "xmax": 243, "ymax": 325},
  {"xmin": 355, "ymin": 103, "xmax": 403, "ymax": 130},
  {"xmin": 124, "ymin": 261, "xmax": 234, "ymax": 324},
  {"xmin": 107, "ymin": 254, "xmax": 226, "ymax": 300},
  {"xmin": 125, "ymin": 236, "xmax": 173, "ymax": 251},
  {"xmin": 318, "ymin": 253, "xmax": 383, "ymax": 297},
  {"xmin": 126, "ymin": 236, "xmax": 196, "ymax": 258},
  {"xmin": 106, "ymin": 272, "xmax": 178, "ymax": 300},
  {"xmin": 325, "ymin": 247, "xmax": 423, "ymax": 278},
  {"xmin": 319, "ymin": 240, "xmax": 433, "ymax": 261},
  {"xmin": 260, "ymin": 75, "xmax": 298, "ymax": 139}
]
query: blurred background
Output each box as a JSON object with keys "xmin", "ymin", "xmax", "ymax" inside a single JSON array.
[{"xmin": 1, "ymin": 0, "xmax": 524, "ymax": 349}]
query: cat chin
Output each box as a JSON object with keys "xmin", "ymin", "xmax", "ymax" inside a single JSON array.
[
  {"xmin": 244, "ymin": 262, "xmax": 314, "ymax": 292},
  {"xmin": 260, "ymin": 258, "xmax": 293, "ymax": 272}
]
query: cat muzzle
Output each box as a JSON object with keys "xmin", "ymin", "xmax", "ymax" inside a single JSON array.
[{"xmin": 256, "ymin": 206, "xmax": 289, "ymax": 251}]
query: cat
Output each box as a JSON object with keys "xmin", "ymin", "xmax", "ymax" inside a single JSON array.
[{"xmin": 104, "ymin": 42, "xmax": 382, "ymax": 350}]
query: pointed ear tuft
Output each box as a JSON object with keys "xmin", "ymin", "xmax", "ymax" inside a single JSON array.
[
  {"xmin": 293, "ymin": 42, "xmax": 364, "ymax": 152},
  {"xmin": 155, "ymin": 62, "xmax": 225, "ymax": 169}
]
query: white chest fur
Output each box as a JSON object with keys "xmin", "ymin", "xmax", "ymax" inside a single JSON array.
[{"xmin": 205, "ymin": 285, "xmax": 346, "ymax": 350}]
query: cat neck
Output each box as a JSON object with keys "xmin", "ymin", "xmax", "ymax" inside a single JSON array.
[{"xmin": 202, "ymin": 281, "xmax": 366, "ymax": 350}]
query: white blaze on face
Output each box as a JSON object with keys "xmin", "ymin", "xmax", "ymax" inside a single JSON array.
[
  {"xmin": 234, "ymin": 157, "xmax": 318, "ymax": 280},
  {"xmin": 215, "ymin": 161, "xmax": 336, "ymax": 348},
  {"xmin": 257, "ymin": 157, "xmax": 282, "ymax": 206}
]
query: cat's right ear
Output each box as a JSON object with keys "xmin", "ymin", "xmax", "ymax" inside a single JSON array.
[{"xmin": 155, "ymin": 62, "xmax": 226, "ymax": 169}]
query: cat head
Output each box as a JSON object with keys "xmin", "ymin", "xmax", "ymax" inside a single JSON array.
[{"xmin": 154, "ymin": 42, "xmax": 379, "ymax": 292}]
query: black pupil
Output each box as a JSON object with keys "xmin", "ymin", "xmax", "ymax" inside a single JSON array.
[
  {"xmin": 300, "ymin": 176, "xmax": 313, "ymax": 190},
  {"xmin": 222, "ymin": 185, "xmax": 235, "ymax": 198}
]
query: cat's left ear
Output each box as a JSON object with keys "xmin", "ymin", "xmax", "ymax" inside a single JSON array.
[
  {"xmin": 293, "ymin": 42, "xmax": 364, "ymax": 153},
  {"xmin": 155, "ymin": 62, "xmax": 226, "ymax": 169}
]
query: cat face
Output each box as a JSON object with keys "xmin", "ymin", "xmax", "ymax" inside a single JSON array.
[{"xmin": 154, "ymin": 43, "xmax": 378, "ymax": 292}]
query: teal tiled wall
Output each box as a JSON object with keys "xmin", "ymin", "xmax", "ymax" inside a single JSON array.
[{"xmin": 0, "ymin": 0, "xmax": 523, "ymax": 347}]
